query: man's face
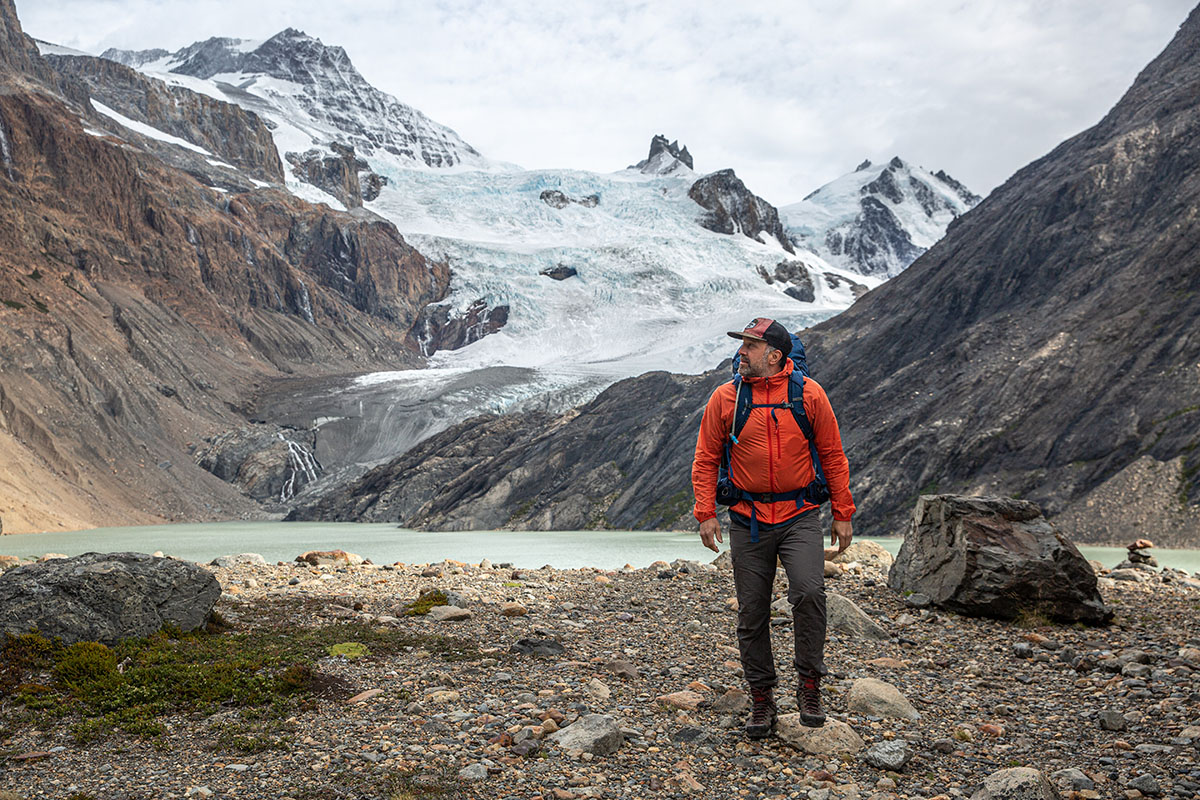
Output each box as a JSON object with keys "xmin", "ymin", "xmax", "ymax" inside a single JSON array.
[{"xmin": 737, "ymin": 338, "xmax": 779, "ymax": 377}]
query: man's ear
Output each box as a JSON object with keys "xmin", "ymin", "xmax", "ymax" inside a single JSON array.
[{"xmin": 769, "ymin": 348, "xmax": 782, "ymax": 365}]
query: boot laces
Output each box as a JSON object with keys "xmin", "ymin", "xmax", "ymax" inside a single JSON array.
[
  {"xmin": 750, "ymin": 688, "xmax": 775, "ymax": 725},
  {"xmin": 800, "ymin": 676, "xmax": 822, "ymax": 714}
]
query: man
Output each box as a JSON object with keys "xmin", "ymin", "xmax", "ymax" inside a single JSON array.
[{"xmin": 692, "ymin": 317, "xmax": 855, "ymax": 739}]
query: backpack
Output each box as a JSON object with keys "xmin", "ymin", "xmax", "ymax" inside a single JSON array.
[{"xmin": 716, "ymin": 332, "xmax": 830, "ymax": 541}]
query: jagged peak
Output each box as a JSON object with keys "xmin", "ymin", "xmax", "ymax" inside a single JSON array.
[
  {"xmin": 633, "ymin": 133, "xmax": 694, "ymax": 174},
  {"xmin": 855, "ymin": 159, "xmax": 872, "ymax": 171},
  {"xmin": 888, "ymin": 155, "xmax": 905, "ymax": 170}
]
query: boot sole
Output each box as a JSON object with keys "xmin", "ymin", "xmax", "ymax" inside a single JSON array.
[
  {"xmin": 745, "ymin": 724, "xmax": 775, "ymax": 740},
  {"xmin": 799, "ymin": 713, "xmax": 826, "ymax": 728}
]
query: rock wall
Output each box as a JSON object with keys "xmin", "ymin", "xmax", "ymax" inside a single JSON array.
[
  {"xmin": 689, "ymin": 169, "xmax": 795, "ymax": 253},
  {"xmin": 0, "ymin": 3, "xmax": 450, "ymax": 531},
  {"xmin": 46, "ymin": 52, "xmax": 284, "ymax": 184}
]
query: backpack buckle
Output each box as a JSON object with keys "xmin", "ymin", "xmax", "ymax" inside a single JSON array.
[{"xmin": 758, "ymin": 492, "xmax": 774, "ymax": 503}]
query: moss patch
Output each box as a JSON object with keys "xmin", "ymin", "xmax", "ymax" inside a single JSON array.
[
  {"xmin": 0, "ymin": 601, "xmax": 483, "ymax": 746},
  {"xmin": 404, "ymin": 589, "xmax": 449, "ymax": 616},
  {"xmin": 326, "ymin": 642, "xmax": 369, "ymax": 659}
]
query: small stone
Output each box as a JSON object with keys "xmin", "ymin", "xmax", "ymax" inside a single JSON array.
[
  {"xmin": 347, "ymin": 689, "xmax": 383, "ymax": 705},
  {"xmin": 1099, "ymin": 710, "xmax": 1128, "ymax": 731},
  {"xmin": 1127, "ymin": 775, "xmax": 1161, "ymax": 796},
  {"xmin": 865, "ymin": 740, "xmax": 913, "ymax": 771},
  {"xmin": 428, "ymin": 605, "xmax": 472, "ymax": 622},
  {"xmin": 185, "ymin": 789, "xmax": 214, "ymax": 799},
  {"xmin": 904, "ymin": 592, "xmax": 931, "ymax": 608},
  {"xmin": 656, "ymin": 690, "xmax": 704, "ymax": 711},
  {"xmin": 970, "ymin": 767, "xmax": 1058, "ymax": 800},
  {"xmin": 604, "ymin": 659, "xmax": 639, "ymax": 680},
  {"xmin": 586, "ymin": 678, "xmax": 612, "ymax": 699},
  {"xmin": 548, "ymin": 713, "xmax": 623, "ymax": 755},
  {"xmin": 712, "ymin": 688, "xmax": 750, "ymax": 715},
  {"xmin": 1050, "ymin": 769, "xmax": 1095, "ymax": 791},
  {"xmin": 500, "ymin": 602, "xmax": 528, "ymax": 617},
  {"xmin": 512, "ymin": 638, "xmax": 566, "ymax": 656},
  {"xmin": 225, "ymin": 763, "xmax": 249, "ymax": 772},
  {"xmin": 459, "ymin": 763, "xmax": 489, "ymax": 781}
]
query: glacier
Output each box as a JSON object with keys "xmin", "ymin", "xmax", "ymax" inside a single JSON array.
[{"xmin": 88, "ymin": 31, "xmax": 980, "ymax": 480}]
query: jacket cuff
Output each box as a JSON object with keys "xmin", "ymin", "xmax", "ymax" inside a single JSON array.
[
  {"xmin": 832, "ymin": 512, "xmax": 854, "ymax": 522},
  {"xmin": 694, "ymin": 510, "xmax": 716, "ymax": 523}
]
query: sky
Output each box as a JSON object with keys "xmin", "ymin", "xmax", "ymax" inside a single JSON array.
[{"xmin": 16, "ymin": 0, "xmax": 1197, "ymax": 203}]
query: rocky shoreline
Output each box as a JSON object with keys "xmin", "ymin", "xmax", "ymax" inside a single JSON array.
[{"xmin": 1, "ymin": 547, "xmax": 1198, "ymax": 800}]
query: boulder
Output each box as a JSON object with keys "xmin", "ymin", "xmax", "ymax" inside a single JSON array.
[
  {"xmin": 776, "ymin": 716, "xmax": 863, "ymax": 756},
  {"xmin": 295, "ymin": 550, "xmax": 364, "ymax": 567},
  {"xmin": 845, "ymin": 678, "xmax": 920, "ymax": 720},
  {"xmin": 830, "ymin": 541, "xmax": 894, "ymax": 571},
  {"xmin": 0, "ymin": 552, "xmax": 219, "ymax": 645},
  {"xmin": 828, "ymin": 593, "xmax": 890, "ymax": 641},
  {"xmin": 888, "ymin": 495, "xmax": 1111, "ymax": 624},
  {"xmin": 548, "ymin": 713, "xmax": 623, "ymax": 755},
  {"xmin": 209, "ymin": 553, "xmax": 268, "ymax": 568},
  {"xmin": 970, "ymin": 767, "xmax": 1060, "ymax": 800},
  {"xmin": 0, "ymin": 555, "xmax": 24, "ymax": 571}
]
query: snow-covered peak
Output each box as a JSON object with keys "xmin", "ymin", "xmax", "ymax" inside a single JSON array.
[
  {"xmin": 102, "ymin": 30, "xmax": 487, "ymax": 172},
  {"xmin": 631, "ymin": 134, "xmax": 694, "ymax": 176},
  {"xmin": 781, "ymin": 157, "xmax": 980, "ymax": 278}
]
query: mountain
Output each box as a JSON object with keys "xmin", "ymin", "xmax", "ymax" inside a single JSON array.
[
  {"xmin": 295, "ymin": 5, "xmax": 1200, "ymax": 546},
  {"xmin": 101, "ymin": 28, "xmax": 487, "ymax": 192},
  {"xmin": 0, "ymin": 0, "xmax": 449, "ymax": 533},
  {"xmin": 632, "ymin": 134, "xmax": 694, "ymax": 175},
  {"xmin": 2, "ymin": 11, "xmax": 978, "ymax": 531},
  {"xmin": 782, "ymin": 157, "xmax": 980, "ymax": 278}
]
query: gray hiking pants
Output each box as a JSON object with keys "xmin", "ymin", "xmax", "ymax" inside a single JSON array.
[{"xmin": 730, "ymin": 509, "xmax": 827, "ymax": 689}]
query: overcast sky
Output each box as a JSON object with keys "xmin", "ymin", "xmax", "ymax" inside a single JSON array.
[{"xmin": 17, "ymin": 1, "xmax": 1196, "ymax": 203}]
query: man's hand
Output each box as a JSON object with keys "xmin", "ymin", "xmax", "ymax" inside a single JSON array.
[
  {"xmin": 831, "ymin": 519, "xmax": 852, "ymax": 554},
  {"xmin": 699, "ymin": 518, "xmax": 723, "ymax": 553}
]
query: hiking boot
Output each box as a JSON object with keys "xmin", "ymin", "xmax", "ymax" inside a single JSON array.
[
  {"xmin": 798, "ymin": 675, "xmax": 826, "ymax": 727},
  {"xmin": 745, "ymin": 686, "xmax": 777, "ymax": 739}
]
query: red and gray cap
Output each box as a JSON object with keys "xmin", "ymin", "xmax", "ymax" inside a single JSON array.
[{"xmin": 727, "ymin": 317, "xmax": 792, "ymax": 356}]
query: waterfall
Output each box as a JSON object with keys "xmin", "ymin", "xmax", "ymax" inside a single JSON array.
[
  {"xmin": 278, "ymin": 433, "xmax": 321, "ymax": 502},
  {"xmin": 0, "ymin": 118, "xmax": 14, "ymax": 181}
]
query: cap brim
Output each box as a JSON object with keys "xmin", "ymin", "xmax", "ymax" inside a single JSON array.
[{"xmin": 727, "ymin": 331, "xmax": 766, "ymax": 341}]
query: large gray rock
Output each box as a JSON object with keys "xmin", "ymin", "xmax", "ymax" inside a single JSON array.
[
  {"xmin": 548, "ymin": 713, "xmax": 624, "ymax": 755},
  {"xmin": 776, "ymin": 716, "xmax": 863, "ymax": 755},
  {"xmin": 828, "ymin": 593, "xmax": 890, "ymax": 641},
  {"xmin": 970, "ymin": 767, "xmax": 1060, "ymax": 800},
  {"xmin": 846, "ymin": 678, "xmax": 920, "ymax": 720},
  {"xmin": 888, "ymin": 496, "xmax": 1111, "ymax": 625},
  {"xmin": 0, "ymin": 552, "xmax": 220, "ymax": 645}
]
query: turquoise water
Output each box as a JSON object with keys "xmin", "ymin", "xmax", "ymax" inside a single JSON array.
[{"xmin": 2, "ymin": 521, "xmax": 1197, "ymax": 573}]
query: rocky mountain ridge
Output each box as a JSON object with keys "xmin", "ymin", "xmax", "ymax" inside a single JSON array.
[
  {"xmin": 783, "ymin": 157, "xmax": 980, "ymax": 278},
  {"xmin": 0, "ymin": 0, "xmax": 452, "ymax": 533},
  {"xmin": 102, "ymin": 29, "xmax": 486, "ymax": 171}
]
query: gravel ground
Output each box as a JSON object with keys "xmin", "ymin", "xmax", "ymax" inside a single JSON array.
[{"xmin": 1, "ymin": 550, "xmax": 1197, "ymax": 800}]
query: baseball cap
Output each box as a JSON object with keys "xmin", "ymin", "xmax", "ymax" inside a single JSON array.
[{"xmin": 727, "ymin": 317, "xmax": 792, "ymax": 356}]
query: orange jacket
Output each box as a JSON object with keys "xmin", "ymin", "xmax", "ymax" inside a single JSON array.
[{"xmin": 692, "ymin": 359, "xmax": 855, "ymax": 524}]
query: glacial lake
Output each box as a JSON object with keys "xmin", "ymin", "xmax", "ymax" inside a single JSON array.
[{"xmin": 3, "ymin": 522, "xmax": 1199, "ymax": 573}]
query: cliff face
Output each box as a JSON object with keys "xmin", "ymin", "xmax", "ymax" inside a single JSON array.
[
  {"xmin": 689, "ymin": 169, "xmax": 795, "ymax": 254},
  {"xmin": 45, "ymin": 52, "xmax": 284, "ymax": 184},
  {"xmin": 0, "ymin": 1, "xmax": 447, "ymax": 532},
  {"xmin": 296, "ymin": 6, "xmax": 1200, "ymax": 546}
]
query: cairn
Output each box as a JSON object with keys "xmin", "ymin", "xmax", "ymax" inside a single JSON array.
[{"xmin": 1126, "ymin": 538, "xmax": 1159, "ymax": 568}]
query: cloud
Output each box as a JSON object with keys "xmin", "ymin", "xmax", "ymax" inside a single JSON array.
[{"xmin": 16, "ymin": 0, "xmax": 1196, "ymax": 202}]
